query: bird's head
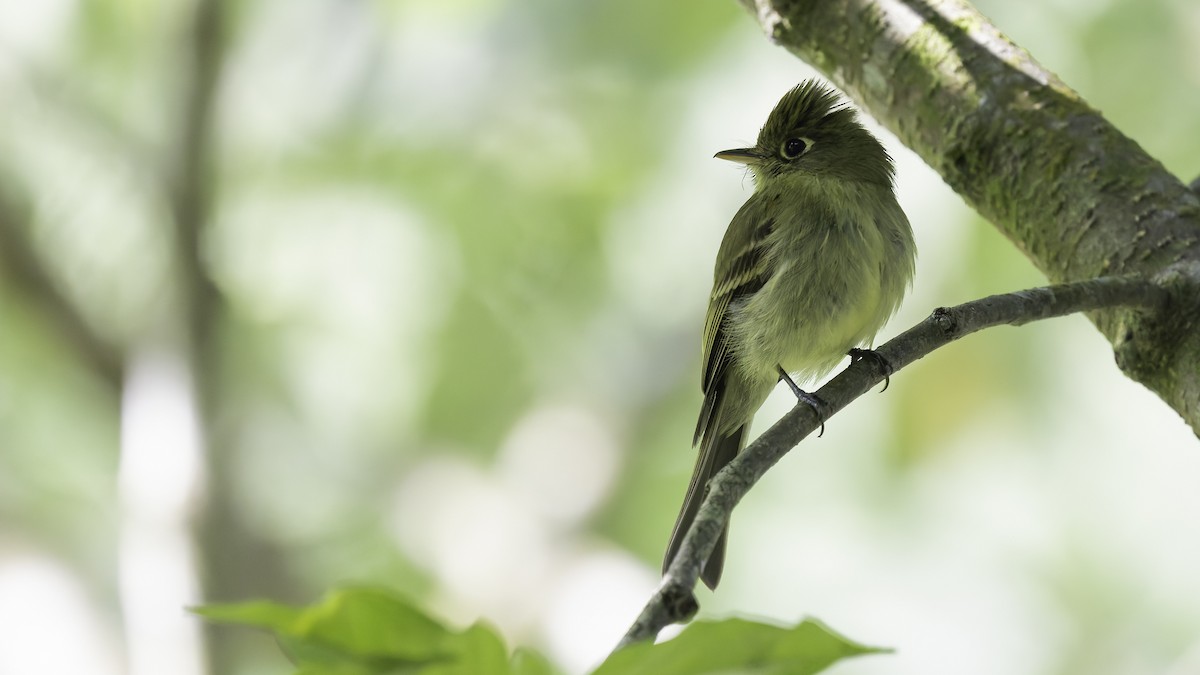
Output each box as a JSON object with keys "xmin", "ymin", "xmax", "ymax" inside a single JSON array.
[{"xmin": 716, "ymin": 80, "xmax": 895, "ymax": 189}]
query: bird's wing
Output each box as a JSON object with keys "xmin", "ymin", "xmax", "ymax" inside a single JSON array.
[{"xmin": 694, "ymin": 199, "xmax": 775, "ymax": 446}]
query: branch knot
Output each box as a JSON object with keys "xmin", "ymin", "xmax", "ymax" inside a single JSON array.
[{"xmin": 931, "ymin": 306, "xmax": 957, "ymax": 335}]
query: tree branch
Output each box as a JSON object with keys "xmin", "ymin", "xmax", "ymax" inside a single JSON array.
[
  {"xmin": 0, "ymin": 180, "xmax": 123, "ymax": 391},
  {"xmin": 618, "ymin": 273, "xmax": 1175, "ymax": 648},
  {"xmin": 735, "ymin": 0, "xmax": 1200, "ymax": 433},
  {"xmin": 169, "ymin": 0, "xmax": 224, "ymax": 367},
  {"xmin": 166, "ymin": 2, "xmax": 238, "ymax": 673}
]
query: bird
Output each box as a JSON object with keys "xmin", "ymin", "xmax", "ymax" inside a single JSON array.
[{"xmin": 662, "ymin": 80, "xmax": 916, "ymax": 589}]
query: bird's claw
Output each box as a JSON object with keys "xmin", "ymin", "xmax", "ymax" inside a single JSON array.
[
  {"xmin": 848, "ymin": 348, "xmax": 893, "ymax": 392},
  {"xmin": 776, "ymin": 366, "xmax": 827, "ymax": 437}
]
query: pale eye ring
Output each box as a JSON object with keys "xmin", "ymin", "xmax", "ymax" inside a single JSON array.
[{"xmin": 780, "ymin": 137, "xmax": 810, "ymax": 159}]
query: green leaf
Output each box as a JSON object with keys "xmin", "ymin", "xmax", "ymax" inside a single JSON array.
[
  {"xmin": 295, "ymin": 587, "xmax": 453, "ymax": 662},
  {"xmin": 291, "ymin": 664, "xmax": 379, "ymax": 675},
  {"xmin": 510, "ymin": 647, "xmax": 562, "ymax": 675},
  {"xmin": 193, "ymin": 587, "xmax": 560, "ymax": 675},
  {"xmin": 194, "ymin": 586, "xmax": 451, "ymax": 664},
  {"xmin": 424, "ymin": 622, "xmax": 511, "ymax": 675},
  {"xmin": 192, "ymin": 599, "xmax": 304, "ymax": 630},
  {"xmin": 592, "ymin": 617, "xmax": 888, "ymax": 675}
]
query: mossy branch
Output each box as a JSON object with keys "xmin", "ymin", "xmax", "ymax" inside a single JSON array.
[{"xmin": 735, "ymin": 0, "xmax": 1200, "ymax": 432}]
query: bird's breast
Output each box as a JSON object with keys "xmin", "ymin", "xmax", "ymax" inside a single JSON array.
[{"xmin": 726, "ymin": 205, "xmax": 894, "ymax": 383}]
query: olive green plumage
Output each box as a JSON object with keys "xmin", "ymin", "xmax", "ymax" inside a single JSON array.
[{"xmin": 663, "ymin": 80, "xmax": 916, "ymax": 589}]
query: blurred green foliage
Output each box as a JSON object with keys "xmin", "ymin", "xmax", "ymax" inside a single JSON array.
[{"xmin": 2, "ymin": 0, "xmax": 1200, "ymax": 674}]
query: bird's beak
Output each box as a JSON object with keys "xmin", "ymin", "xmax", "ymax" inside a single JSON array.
[{"xmin": 714, "ymin": 147, "xmax": 761, "ymax": 164}]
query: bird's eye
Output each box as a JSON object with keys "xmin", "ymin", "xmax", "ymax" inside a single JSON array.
[{"xmin": 781, "ymin": 137, "xmax": 809, "ymax": 159}]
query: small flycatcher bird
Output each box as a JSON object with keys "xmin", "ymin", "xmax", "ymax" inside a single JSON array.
[{"xmin": 663, "ymin": 80, "xmax": 916, "ymax": 589}]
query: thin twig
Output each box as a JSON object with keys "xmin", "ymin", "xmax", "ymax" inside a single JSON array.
[{"xmin": 617, "ymin": 273, "xmax": 1172, "ymax": 649}]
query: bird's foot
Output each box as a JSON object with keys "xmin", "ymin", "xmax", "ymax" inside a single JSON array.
[
  {"xmin": 849, "ymin": 348, "xmax": 893, "ymax": 392},
  {"xmin": 776, "ymin": 366, "xmax": 827, "ymax": 437}
]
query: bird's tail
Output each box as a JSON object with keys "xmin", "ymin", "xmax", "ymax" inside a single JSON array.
[{"xmin": 662, "ymin": 423, "xmax": 747, "ymax": 589}]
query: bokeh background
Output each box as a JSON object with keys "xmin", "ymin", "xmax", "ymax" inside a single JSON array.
[{"xmin": 2, "ymin": 0, "xmax": 1199, "ymax": 674}]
